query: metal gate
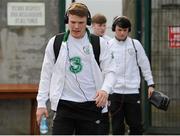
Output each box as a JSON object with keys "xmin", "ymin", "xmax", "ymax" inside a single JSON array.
[{"xmin": 142, "ymin": 0, "xmax": 180, "ymax": 134}]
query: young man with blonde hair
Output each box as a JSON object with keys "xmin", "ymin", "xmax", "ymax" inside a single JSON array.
[
  {"xmin": 92, "ymin": 13, "xmax": 111, "ymax": 42},
  {"xmin": 36, "ymin": 2, "xmax": 116, "ymax": 135}
]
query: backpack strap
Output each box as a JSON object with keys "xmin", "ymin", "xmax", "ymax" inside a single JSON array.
[
  {"xmin": 53, "ymin": 32, "xmax": 65, "ymax": 63},
  {"xmin": 90, "ymin": 34, "xmax": 100, "ymax": 66},
  {"xmin": 131, "ymin": 39, "xmax": 139, "ymax": 67},
  {"xmin": 53, "ymin": 33, "xmax": 100, "ymax": 66}
]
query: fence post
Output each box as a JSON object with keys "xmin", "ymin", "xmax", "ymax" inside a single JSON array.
[
  {"xmin": 59, "ymin": 0, "xmax": 65, "ymax": 32},
  {"xmin": 143, "ymin": 0, "xmax": 152, "ymax": 132}
]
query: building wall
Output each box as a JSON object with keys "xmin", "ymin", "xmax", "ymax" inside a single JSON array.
[
  {"xmin": 0, "ymin": 0, "xmax": 59, "ymax": 134},
  {"xmin": 0, "ymin": 0, "xmax": 59, "ymax": 84}
]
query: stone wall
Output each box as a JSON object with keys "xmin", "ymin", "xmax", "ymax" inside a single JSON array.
[{"xmin": 0, "ymin": 0, "xmax": 59, "ymax": 134}]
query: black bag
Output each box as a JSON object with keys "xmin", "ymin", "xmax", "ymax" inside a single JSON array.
[
  {"xmin": 53, "ymin": 32, "xmax": 100, "ymax": 65},
  {"xmin": 149, "ymin": 91, "xmax": 170, "ymax": 111}
]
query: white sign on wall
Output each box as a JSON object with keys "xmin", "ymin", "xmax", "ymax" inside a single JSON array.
[{"xmin": 7, "ymin": 2, "xmax": 45, "ymax": 26}]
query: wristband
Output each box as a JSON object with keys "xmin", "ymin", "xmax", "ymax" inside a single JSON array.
[{"xmin": 148, "ymin": 84, "xmax": 155, "ymax": 88}]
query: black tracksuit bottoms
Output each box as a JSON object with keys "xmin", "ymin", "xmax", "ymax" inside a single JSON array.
[
  {"xmin": 109, "ymin": 93, "xmax": 143, "ymax": 135},
  {"xmin": 52, "ymin": 100, "xmax": 103, "ymax": 135}
]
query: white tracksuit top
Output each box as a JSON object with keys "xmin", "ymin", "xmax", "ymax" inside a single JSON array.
[
  {"xmin": 109, "ymin": 37, "xmax": 154, "ymax": 94},
  {"xmin": 37, "ymin": 32, "xmax": 116, "ymax": 111}
]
